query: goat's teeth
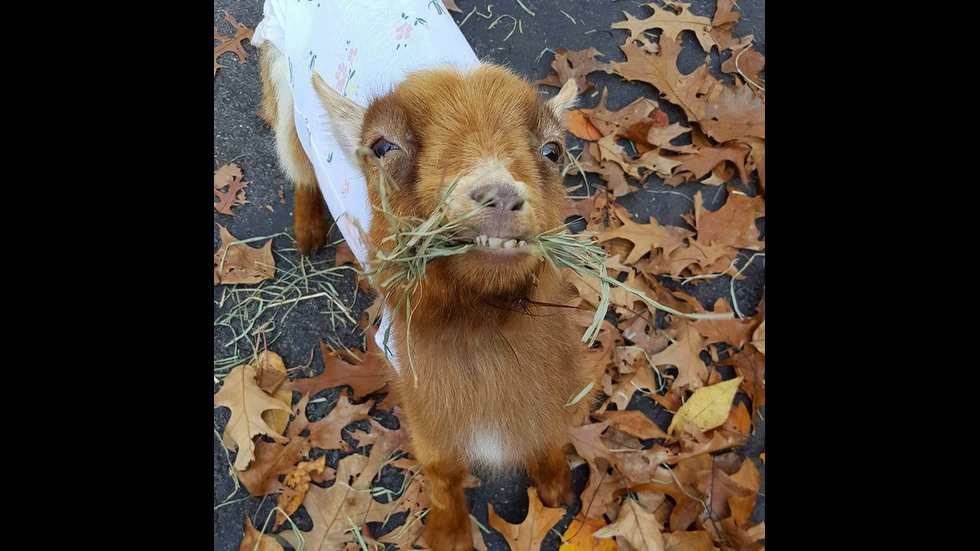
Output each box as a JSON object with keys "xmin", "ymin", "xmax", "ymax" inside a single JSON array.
[
  {"xmin": 476, "ymin": 235, "xmax": 487, "ymax": 246},
  {"xmin": 518, "ymin": 240, "xmax": 527, "ymax": 247},
  {"xmin": 503, "ymin": 239, "xmax": 517, "ymax": 249},
  {"xmin": 487, "ymin": 237, "xmax": 503, "ymax": 248}
]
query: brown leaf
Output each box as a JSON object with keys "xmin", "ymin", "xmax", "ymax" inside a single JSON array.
[
  {"xmin": 596, "ymin": 215, "xmax": 691, "ymax": 265},
  {"xmin": 241, "ymin": 517, "xmax": 284, "ymax": 551},
  {"xmin": 717, "ymin": 346, "xmax": 765, "ymax": 426},
  {"xmin": 333, "ymin": 240, "xmax": 359, "ymax": 268},
  {"xmin": 489, "ymin": 487, "xmax": 566, "ymax": 551},
  {"xmin": 580, "ymin": 459, "xmax": 629, "ymax": 520},
  {"xmin": 750, "ymin": 320, "xmax": 765, "ymax": 355},
  {"xmin": 663, "ymin": 530, "xmax": 715, "ymax": 551},
  {"xmin": 596, "ymin": 409, "xmax": 668, "ymax": 440},
  {"xmin": 214, "ymin": 162, "xmax": 249, "ymax": 215},
  {"xmin": 613, "ymin": 34, "xmax": 764, "ymax": 144},
  {"xmin": 292, "ymin": 329, "xmax": 390, "ymax": 400},
  {"xmin": 306, "ymin": 394, "xmax": 374, "ymax": 450},
  {"xmin": 663, "ymin": 144, "xmax": 751, "ymax": 188},
  {"xmin": 275, "ymin": 456, "xmax": 327, "ymax": 528},
  {"xmin": 578, "ymin": 143, "xmax": 633, "ymax": 197},
  {"xmin": 611, "ymin": 2, "xmax": 719, "ymax": 53},
  {"xmin": 442, "ymin": 0, "xmax": 462, "ymax": 12},
  {"xmin": 214, "ymin": 225, "xmax": 276, "ymax": 285},
  {"xmin": 215, "ymin": 12, "xmax": 254, "ymax": 77},
  {"xmin": 565, "ymin": 109, "xmax": 604, "ymax": 141},
  {"xmin": 537, "ymin": 46, "xmax": 612, "ymax": 94},
  {"xmin": 559, "ymin": 514, "xmax": 616, "ymax": 551},
  {"xmin": 692, "ymin": 299, "xmax": 758, "ymax": 349},
  {"xmin": 254, "ymin": 350, "xmax": 292, "ymax": 435},
  {"xmin": 728, "ymin": 458, "xmax": 760, "ymax": 528},
  {"xmin": 214, "ymin": 363, "xmax": 292, "ymax": 470},
  {"xmin": 593, "ymin": 499, "xmax": 665, "ymax": 551},
  {"xmin": 567, "ymin": 420, "xmax": 614, "ymax": 467},
  {"xmin": 648, "ymin": 322, "xmax": 708, "ymax": 391}
]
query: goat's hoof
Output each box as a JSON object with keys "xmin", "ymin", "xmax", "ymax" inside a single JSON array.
[
  {"xmin": 424, "ymin": 511, "xmax": 473, "ymax": 551},
  {"xmin": 294, "ymin": 218, "xmax": 327, "ymax": 256}
]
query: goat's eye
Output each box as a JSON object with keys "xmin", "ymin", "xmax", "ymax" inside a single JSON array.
[
  {"xmin": 541, "ymin": 142, "xmax": 561, "ymax": 163},
  {"xmin": 371, "ymin": 138, "xmax": 399, "ymax": 158}
]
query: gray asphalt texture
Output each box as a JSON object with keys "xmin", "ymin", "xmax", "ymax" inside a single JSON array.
[{"xmin": 214, "ymin": 1, "xmax": 765, "ymax": 549}]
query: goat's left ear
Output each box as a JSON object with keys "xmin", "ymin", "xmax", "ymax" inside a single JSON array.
[
  {"xmin": 546, "ymin": 79, "xmax": 578, "ymax": 120},
  {"xmin": 311, "ymin": 71, "xmax": 365, "ymax": 165}
]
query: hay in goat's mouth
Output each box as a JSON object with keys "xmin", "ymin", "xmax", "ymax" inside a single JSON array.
[{"xmin": 354, "ymin": 146, "xmax": 731, "ymax": 365}]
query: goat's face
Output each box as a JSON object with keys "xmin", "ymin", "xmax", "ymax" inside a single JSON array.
[{"xmin": 315, "ymin": 65, "xmax": 577, "ymax": 296}]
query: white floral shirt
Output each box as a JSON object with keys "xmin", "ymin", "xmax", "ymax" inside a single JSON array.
[{"xmin": 252, "ymin": 0, "xmax": 478, "ymax": 373}]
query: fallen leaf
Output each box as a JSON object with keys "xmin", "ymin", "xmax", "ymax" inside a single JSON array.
[
  {"xmin": 254, "ymin": 350, "xmax": 292, "ymax": 435},
  {"xmin": 442, "ymin": 0, "xmax": 462, "ymax": 12},
  {"xmin": 538, "ymin": 46, "xmax": 612, "ymax": 93},
  {"xmin": 214, "ymin": 12, "xmax": 254, "ymax": 77},
  {"xmin": 613, "ymin": 35, "xmax": 764, "ymax": 144},
  {"xmin": 565, "ymin": 109, "xmax": 603, "ymax": 141},
  {"xmin": 667, "ymin": 377, "xmax": 742, "ymax": 436},
  {"xmin": 214, "ymin": 363, "xmax": 292, "ymax": 470},
  {"xmin": 611, "ymin": 2, "xmax": 718, "ymax": 53},
  {"xmin": 663, "ymin": 530, "xmax": 714, "ymax": 551},
  {"xmin": 489, "ymin": 487, "xmax": 566, "ymax": 551},
  {"xmin": 214, "ymin": 162, "xmax": 249, "ymax": 215},
  {"xmin": 579, "ymin": 458, "xmax": 629, "ymax": 520},
  {"xmin": 760, "ymin": 453, "xmax": 765, "ymax": 464},
  {"xmin": 291, "ymin": 330, "xmax": 390, "ymax": 400},
  {"xmin": 691, "ymin": 192, "xmax": 765, "ymax": 256},
  {"xmin": 567, "ymin": 420, "xmax": 614, "ymax": 467},
  {"xmin": 275, "ymin": 456, "xmax": 327, "ymax": 528},
  {"xmin": 241, "ymin": 517, "xmax": 284, "ymax": 551},
  {"xmin": 692, "ymin": 299, "xmax": 757, "ymax": 349},
  {"xmin": 751, "ymin": 320, "xmax": 765, "ymax": 355},
  {"xmin": 596, "ymin": 409, "xmax": 668, "ymax": 440},
  {"xmin": 214, "ymin": 225, "xmax": 276, "ymax": 285},
  {"xmin": 306, "ymin": 394, "xmax": 374, "ymax": 450},
  {"xmin": 648, "ymin": 322, "xmax": 708, "ymax": 391},
  {"xmin": 729, "ymin": 458, "xmax": 760, "ymax": 527},
  {"xmin": 596, "ymin": 215, "xmax": 691, "ymax": 265},
  {"xmin": 593, "ymin": 499, "xmax": 665, "ymax": 551},
  {"xmin": 559, "ymin": 514, "xmax": 616, "ymax": 551},
  {"xmin": 334, "ymin": 240, "xmax": 358, "ymax": 267},
  {"xmin": 717, "ymin": 346, "xmax": 765, "ymax": 423}
]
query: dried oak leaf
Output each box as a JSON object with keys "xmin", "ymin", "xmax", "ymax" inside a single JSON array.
[
  {"xmin": 333, "ymin": 240, "xmax": 359, "ymax": 268},
  {"xmin": 291, "ymin": 328, "xmax": 390, "ymax": 400},
  {"xmin": 214, "ymin": 225, "xmax": 275, "ymax": 285},
  {"xmin": 729, "ymin": 458, "xmax": 760, "ymax": 528},
  {"xmin": 663, "ymin": 143, "xmax": 752, "ymax": 187},
  {"xmin": 596, "ymin": 409, "xmax": 668, "ymax": 440},
  {"xmin": 214, "ymin": 162, "xmax": 249, "ymax": 215},
  {"xmin": 489, "ymin": 487, "xmax": 566, "ymax": 551},
  {"xmin": 565, "ymin": 109, "xmax": 604, "ymax": 141},
  {"xmin": 717, "ymin": 346, "xmax": 765, "ymax": 424},
  {"xmin": 663, "ymin": 530, "xmax": 715, "ymax": 551},
  {"xmin": 253, "ymin": 350, "xmax": 292, "ymax": 435},
  {"xmin": 559, "ymin": 514, "xmax": 617, "ymax": 551},
  {"xmin": 442, "ymin": 0, "xmax": 462, "ymax": 12},
  {"xmin": 306, "ymin": 394, "xmax": 374, "ymax": 450},
  {"xmin": 214, "ymin": 363, "xmax": 292, "ymax": 470},
  {"xmin": 577, "ymin": 143, "xmax": 633, "ymax": 198},
  {"xmin": 613, "ymin": 34, "xmax": 764, "ymax": 144},
  {"xmin": 580, "ymin": 458, "xmax": 629, "ymax": 520},
  {"xmin": 567, "ymin": 420, "xmax": 615, "ymax": 467},
  {"xmin": 596, "ymin": 215, "xmax": 690, "ymax": 265},
  {"xmin": 751, "ymin": 320, "xmax": 765, "ymax": 355},
  {"xmin": 611, "ymin": 2, "xmax": 718, "ymax": 53},
  {"xmin": 274, "ymin": 455, "xmax": 327, "ymax": 529},
  {"xmin": 538, "ymin": 46, "xmax": 612, "ymax": 94},
  {"xmin": 593, "ymin": 499, "xmax": 665, "ymax": 551},
  {"xmin": 214, "ymin": 12, "xmax": 253, "ymax": 77},
  {"xmin": 241, "ymin": 517, "xmax": 284, "ymax": 551},
  {"xmin": 648, "ymin": 322, "xmax": 708, "ymax": 391},
  {"xmin": 692, "ymin": 299, "xmax": 758, "ymax": 349}
]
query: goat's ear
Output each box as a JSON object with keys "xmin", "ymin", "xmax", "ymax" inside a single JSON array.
[
  {"xmin": 546, "ymin": 79, "xmax": 578, "ymax": 119},
  {"xmin": 312, "ymin": 71, "xmax": 365, "ymax": 162}
]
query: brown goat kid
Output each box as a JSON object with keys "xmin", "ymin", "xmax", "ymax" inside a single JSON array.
[{"xmin": 262, "ymin": 46, "xmax": 594, "ymax": 549}]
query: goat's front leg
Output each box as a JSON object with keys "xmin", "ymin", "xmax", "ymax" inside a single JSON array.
[
  {"xmin": 413, "ymin": 437, "xmax": 472, "ymax": 551},
  {"xmin": 260, "ymin": 44, "xmax": 328, "ymax": 256},
  {"xmin": 527, "ymin": 445, "xmax": 575, "ymax": 508}
]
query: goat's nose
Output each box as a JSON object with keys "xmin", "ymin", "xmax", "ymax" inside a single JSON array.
[{"xmin": 468, "ymin": 183, "xmax": 525, "ymax": 212}]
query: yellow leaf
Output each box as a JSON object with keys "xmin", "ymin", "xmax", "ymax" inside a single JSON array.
[
  {"xmin": 667, "ymin": 376, "xmax": 742, "ymax": 436},
  {"xmin": 559, "ymin": 514, "xmax": 617, "ymax": 551},
  {"xmin": 760, "ymin": 452, "xmax": 765, "ymax": 464}
]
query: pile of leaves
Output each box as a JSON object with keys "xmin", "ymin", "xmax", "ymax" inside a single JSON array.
[{"xmin": 214, "ymin": 1, "xmax": 765, "ymax": 549}]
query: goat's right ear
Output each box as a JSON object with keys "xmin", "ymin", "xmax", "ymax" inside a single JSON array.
[{"xmin": 312, "ymin": 72, "xmax": 365, "ymax": 162}]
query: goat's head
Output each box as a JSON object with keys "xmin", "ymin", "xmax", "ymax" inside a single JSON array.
[{"xmin": 313, "ymin": 65, "xmax": 576, "ymax": 297}]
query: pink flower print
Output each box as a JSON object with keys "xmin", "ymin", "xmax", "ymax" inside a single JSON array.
[
  {"xmin": 335, "ymin": 62, "xmax": 348, "ymax": 91},
  {"xmin": 342, "ymin": 179, "xmax": 350, "ymax": 197},
  {"xmin": 347, "ymin": 48, "xmax": 358, "ymax": 63},
  {"xmin": 395, "ymin": 22, "xmax": 412, "ymax": 40}
]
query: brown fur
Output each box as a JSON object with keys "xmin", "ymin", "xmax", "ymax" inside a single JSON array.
[{"xmin": 264, "ymin": 48, "xmax": 593, "ymax": 549}]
